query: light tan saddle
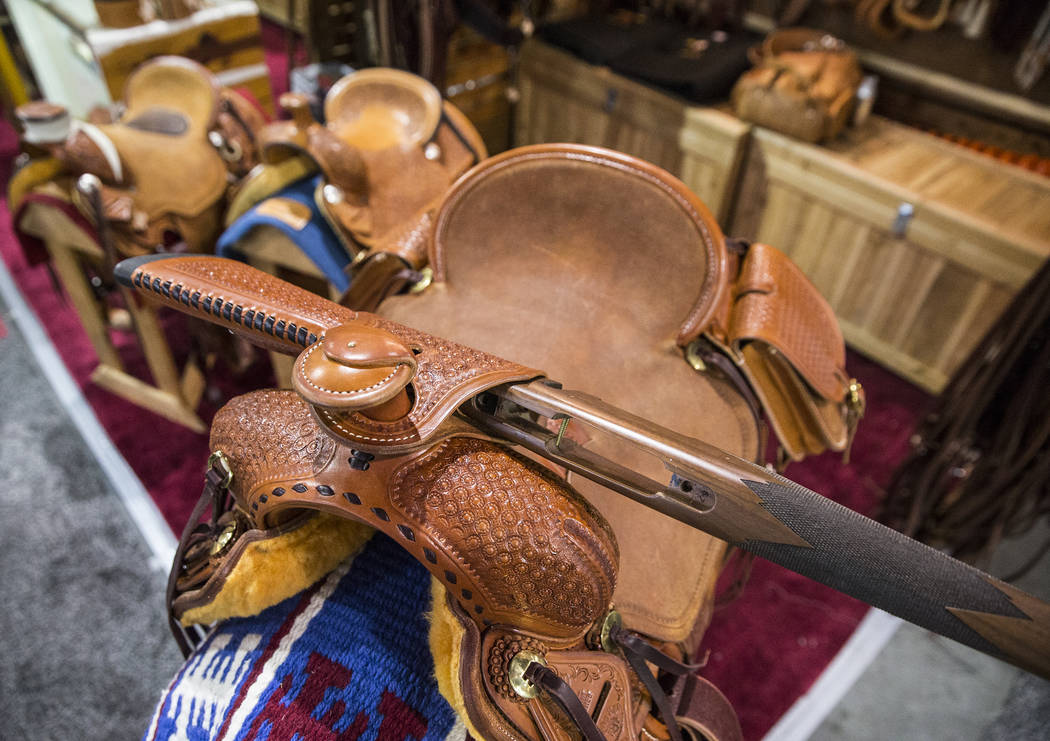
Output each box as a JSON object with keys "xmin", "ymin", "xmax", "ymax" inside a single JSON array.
[
  {"xmin": 15, "ymin": 56, "xmax": 264, "ymax": 257},
  {"xmin": 249, "ymin": 68, "xmax": 486, "ymax": 274},
  {"xmin": 134, "ymin": 146, "xmax": 857, "ymax": 741}
]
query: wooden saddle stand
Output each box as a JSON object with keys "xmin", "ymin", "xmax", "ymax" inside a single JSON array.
[
  {"xmin": 123, "ymin": 146, "xmax": 877, "ymax": 741},
  {"xmin": 10, "ymin": 56, "xmax": 265, "ymax": 432}
]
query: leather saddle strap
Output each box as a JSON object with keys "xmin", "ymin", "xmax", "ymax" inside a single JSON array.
[
  {"xmin": 523, "ymin": 662, "xmax": 607, "ymax": 741},
  {"xmin": 166, "ymin": 458, "xmax": 231, "ymax": 657},
  {"xmin": 670, "ymin": 673, "xmax": 743, "ymax": 741},
  {"xmin": 610, "ymin": 625, "xmax": 703, "ymax": 741},
  {"xmin": 75, "ymin": 176, "xmax": 119, "ymax": 277},
  {"xmin": 436, "ymin": 108, "xmax": 483, "ymax": 166}
]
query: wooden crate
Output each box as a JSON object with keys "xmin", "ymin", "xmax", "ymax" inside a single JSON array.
[
  {"xmin": 445, "ymin": 27, "xmax": 512, "ymax": 154},
  {"xmin": 88, "ymin": 1, "xmax": 274, "ymax": 115},
  {"xmin": 733, "ymin": 117, "xmax": 1050, "ymax": 393},
  {"xmin": 254, "ymin": 0, "xmax": 310, "ymax": 33},
  {"xmin": 516, "ymin": 39, "xmax": 749, "ymax": 225}
]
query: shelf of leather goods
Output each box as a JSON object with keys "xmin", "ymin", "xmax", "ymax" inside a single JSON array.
[
  {"xmin": 516, "ymin": 38, "xmax": 751, "ymax": 226},
  {"xmin": 730, "ymin": 115, "xmax": 1050, "ymax": 393}
]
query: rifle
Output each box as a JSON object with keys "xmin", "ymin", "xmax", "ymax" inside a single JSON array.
[{"xmin": 115, "ymin": 253, "xmax": 1050, "ymax": 680}]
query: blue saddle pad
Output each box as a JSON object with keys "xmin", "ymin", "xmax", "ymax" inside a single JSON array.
[
  {"xmin": 143, "ymin": 533, "xmax": 459, "ymax": 741},
  {"xmin": 217, "ymin": 175, "xmax": 354, "ymax": 293}
]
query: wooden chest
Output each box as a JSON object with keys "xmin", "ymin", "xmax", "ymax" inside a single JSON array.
[
  {"xmin": 516, "ymin": 39, "xmax": 749, "ymax": 225},
  {"xmin": 445, "ymin": 27, "xmax": 512, "ymax": 154},
  {"xmin": 733, "ymin": 118, "xmax": 1050, "ymax": 393},
  {"xmin": 88, "ymin": 1, "xmax": 274, "ymax": 115}
]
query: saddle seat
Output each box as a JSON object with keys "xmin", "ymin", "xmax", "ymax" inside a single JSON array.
[
  {"xmin": 377, "ymin": 145, "xmax": 762, "ymax": 649},
  {"xmin": 97, "ymin": 56, "xmax": 229, "ymax": 225}
]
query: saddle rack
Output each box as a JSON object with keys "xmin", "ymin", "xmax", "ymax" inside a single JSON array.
[{"xmin": 17, "ymin": 198, "xmax": 208, "ymax": 432}]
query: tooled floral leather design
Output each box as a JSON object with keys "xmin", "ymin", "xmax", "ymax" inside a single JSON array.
[
  {"xmin": 209, "ymin": 391, "xmax": 337, "ymax": 497},
  {"xmin": 549, "ymin": 658, "xmax": 630, "ymax": 740},
  {"xmin": 389, "ymin": 438, "xmax": 618, "ymax": 635},
  {"xmin": 475, "ymin": 626, "xmax": 636, "ymax": 741}
]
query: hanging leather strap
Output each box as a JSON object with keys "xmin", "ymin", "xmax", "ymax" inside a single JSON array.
[
  {"xmin": 609, "ymin": 625, "xmax": 704, "ymax": 741},
  {"xmin": 669, "ymin": 673, "xmax": 743, "ymax": 741},
  {"xmin": 523, "ymin": 662, "xmax": 607, "ymax": 741},
  {"xmin": 165, "ymin": 456, "xmax": 232, "ymax": 657}
]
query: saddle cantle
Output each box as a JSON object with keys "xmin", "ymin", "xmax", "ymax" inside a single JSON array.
[
  {"xmin": 14, "ymin": 56, "xmax": 264, "ymax": 257},
  {"xmin": 248, "ymin": 68, "xmax": 485, "ymax": 275}
]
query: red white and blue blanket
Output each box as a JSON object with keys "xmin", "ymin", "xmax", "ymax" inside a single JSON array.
[{"xmin": 143, "ymin": 534, "xmax": 461, "ymax": 741}]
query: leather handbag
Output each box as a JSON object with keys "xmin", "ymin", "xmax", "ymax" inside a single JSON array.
[{"xmin": 731, "ymin": 28, "xmax": 861, "ymax": 143}]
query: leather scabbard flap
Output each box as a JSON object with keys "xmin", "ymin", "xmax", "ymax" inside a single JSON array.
[
  {"xmin": 116, "ymin": 255, "xmax": 542, "ymax": 453},
  {"xmin": 729, "ymin": 242, "xmax": 852, "ymax": 459},
  {"xmin": 293, "ymin": 322, "xmax": 417, "ymax": 410}
]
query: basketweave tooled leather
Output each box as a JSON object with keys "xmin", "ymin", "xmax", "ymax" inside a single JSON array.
[
  {"xmin": 258, "ymin": 68, "xmax": 485, "ymax": 268},
  {"xmin": 377, "ymin": 145, "xmax": 762, "ymax": 648},
  {"xmin": 15, "ymin": 56, "xmax": 263, "ymax": 257},
  {"xmin": 202, "ymin": 389, "xmax": 619, "ymax": 644},
  {"xmin": 730, "ymin": 242, "xmax": 847, "ymax": 402}
]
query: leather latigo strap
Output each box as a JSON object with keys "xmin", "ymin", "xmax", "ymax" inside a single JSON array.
[
  {"xmin": 115, "ymin": 254, "xmax": 542, "ymax": 454},
  {"xmin": 707, "ymin": 242, "xmax": 863, "ymax": 462}
]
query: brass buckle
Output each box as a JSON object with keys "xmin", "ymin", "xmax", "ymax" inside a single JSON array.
[
  {"xmin": 207, "ymin": 450, "xmax": 234, "ymax": 489},
  {"xmin": 409, "ymin": 266, "xmax": 433, "ymax": 294},
  {"xmin": 598, "ymin": 609, "xmax": 623, "ymax": 654},
  {"xmin": 509, "ymin": 650, "xmax": 547, "ymax": 700}
]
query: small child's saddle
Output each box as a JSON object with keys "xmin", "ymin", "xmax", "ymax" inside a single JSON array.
[
  {"xmin": 127, "ymin": 146, "xmax": 856, "ymax": 741},
  {"xmin": 245, "ymin": 68, "xmax": 486, "ymax": 274},
  {"xmin": 14, "ymin": 56, "xmax": 264, "ymax": 257}
]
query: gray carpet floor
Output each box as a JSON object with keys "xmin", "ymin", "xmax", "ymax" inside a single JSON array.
[{"xmin": 0, "ymin": 304, "xmax": 184, "ymax": 739}]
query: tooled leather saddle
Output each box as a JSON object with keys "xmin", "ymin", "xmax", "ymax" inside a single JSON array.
[
  {"xmin": 131, "ymin": 146, "xmax": 857, "ymax": 741},
  {"xmin": 13, "ymin": 56, "xmax": 264, "ymax": 259},
  {"xmin": 233, "ymin": 67, "xmax": 486, "ymax": 285}
]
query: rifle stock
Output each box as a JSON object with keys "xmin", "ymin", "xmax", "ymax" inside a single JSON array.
[{"xmin": 115, "ymin": 254, "xmax": 1050, "ymax": 680}]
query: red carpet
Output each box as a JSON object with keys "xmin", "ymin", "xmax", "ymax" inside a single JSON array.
[{"xmin": 0, "ymin": 30, "xmax": 931, "ymax": 739}]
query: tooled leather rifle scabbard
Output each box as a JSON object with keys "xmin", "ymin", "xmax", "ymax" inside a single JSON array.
[{"xmin": 116, "ymin": 254, "xmax": 1050, "ymax": 680}]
